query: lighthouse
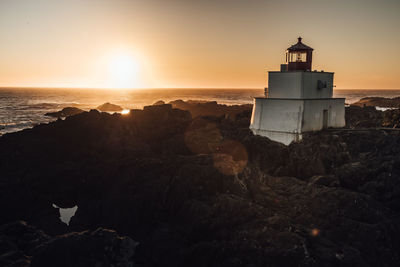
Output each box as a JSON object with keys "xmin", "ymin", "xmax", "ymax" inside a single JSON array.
[{"xmin": 250, "ymin": 37, "xmax": 345, "ymax": 145}]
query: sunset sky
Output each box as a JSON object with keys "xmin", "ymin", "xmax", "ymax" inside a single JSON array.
[{"xmin": 0, "ymin": 0, "xmax": 399, "ymax": 89}]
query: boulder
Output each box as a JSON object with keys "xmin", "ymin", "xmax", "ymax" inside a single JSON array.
[
  {"xmin": 335, "ymin": 162, "xmax": 370, "ymax": 190},
  {"xmin": 153, "ymin": 100, "xmax": 165, "ymax": 105},
  {"xmin": 96, "ymin": 102, "xmax": 123, "ymax": 112}
]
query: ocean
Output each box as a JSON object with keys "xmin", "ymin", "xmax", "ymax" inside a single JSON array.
[{"xmin": 1, "ymin": 88, "xmax": 399, "ymax": 135}]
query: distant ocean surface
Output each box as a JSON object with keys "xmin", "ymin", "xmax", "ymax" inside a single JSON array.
[{"xmin": 1, "ymin": 88, "xmax": 400, "ymax": 135}]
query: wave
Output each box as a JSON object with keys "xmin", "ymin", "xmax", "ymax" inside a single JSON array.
[
  {"xmin": 19, "ymin": 103, "xmax": 61, "ymax": 110},
  {"xmin": 0, "ymin": 119, "xmax": 56, "ymax": 135},
  {"xmin": 27, "ymin": 99, "xmax": 81, "ymax": 105}
]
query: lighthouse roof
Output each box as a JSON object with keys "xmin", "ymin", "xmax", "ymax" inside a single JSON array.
[{"xmin": 287, "ymin": 37, "xmax": 313, "ymax": 51}]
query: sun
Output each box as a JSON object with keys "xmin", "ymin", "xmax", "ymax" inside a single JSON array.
[{"xmin": 108, "ymin": 53, "xmax": 140, "ymax": 89}]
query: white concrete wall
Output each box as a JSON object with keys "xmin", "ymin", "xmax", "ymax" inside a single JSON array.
[
  {"xmin": 250, "ymin": 98, "xmax": 304, "ymax": 145},
  {"xmin": 250, "ymin": 98, "xmax": 304, "ymax": 133},
  {"xmin": 301, "ymin": 98, "xmax": 345, "ymax": 132},
  {"xmin": 268, "ymin": 72, "xmax": 302, "ymax": 98},
  {"xmin": 268, "ymin": 72, "xmax": 334, "ymax": 99},
  {"xmin": 250, "ymin": 97, "xmax": 345, "ymax": 145},
  {"xmin": 302, "ymin": 72, "xmax": 334, "ymax": 98},
  {"xmin": 251, "ymin": 129, "xmax": 302, "ymax": 146}
]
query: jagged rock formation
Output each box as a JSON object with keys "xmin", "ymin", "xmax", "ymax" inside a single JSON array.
[
  {"xmin": 168, "ymin": 99, "xmax": 252, "ymax": 119},
  {"xmin": 1, "ymin": 102, "xmax": 400, "ymax": 266}
]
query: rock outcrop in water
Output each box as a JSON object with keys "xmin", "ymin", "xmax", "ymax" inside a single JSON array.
[
  {"xmin": 1, "ymin": 101, "xmax": 400, "ymax": 266},
  {"xmin": 45, "ymin": 107, "xmax": 85, "ymax": 118},
  {"xmin": 96, "ymin": 102, "xmax": 123, "ymax": 112}
]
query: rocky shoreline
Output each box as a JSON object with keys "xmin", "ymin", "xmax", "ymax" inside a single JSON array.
[
  {"xmin": 352, "ymin": 96, "xmax": 400, "ymax": 108},
  {"xmin": 1, "ymin": 101, "xmax": 400, "ymax": 266}
]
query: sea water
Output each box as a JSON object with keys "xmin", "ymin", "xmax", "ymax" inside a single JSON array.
[{"xmin": 0, "ymin": 88, "xmax": 399, "ymax": 135}]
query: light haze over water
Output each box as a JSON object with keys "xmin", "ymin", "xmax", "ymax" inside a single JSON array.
[{"xmin": 0, "ymin": 88, "xmax": 399, "ymax": 135}]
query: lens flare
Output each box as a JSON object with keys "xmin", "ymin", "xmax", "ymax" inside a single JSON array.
[
  {"xmin": 213, "ymin": 140, "xmax": 248, "ymax": 176},
  {"xmin": 311, "ymin": 228, "xmax": 320, "ymax": 237},
  {"xmin": 184, "ymin": 118, "xmax": 248, "ymax": 175}
]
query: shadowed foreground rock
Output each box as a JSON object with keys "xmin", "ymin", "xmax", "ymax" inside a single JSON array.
[
  {"xmin": 345, "ymin": 106, "xmax": 383, "ymax": 128},
  {"xmin": 0, "ymin": 221, "xmax": 140, "ymax": 267},
  {"xmin": 382, "ymin": 108, "xmax": 400, "ymax": 128},
  {"xmin": 346, "ymin": 105, "xmax": 400, "ymax": 128},
  {"xmin": 0, "ymin": 102, "xmax": 400, "ymax": 266}
]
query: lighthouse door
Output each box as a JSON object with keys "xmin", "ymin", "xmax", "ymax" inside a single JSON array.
[{"xmin": 322, "ymin": 110, "xmax": 328, "ymax": 129}]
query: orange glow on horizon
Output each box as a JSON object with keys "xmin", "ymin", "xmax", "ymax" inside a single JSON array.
[{"xmin": 0, "ymin": 1, "xmax": 399, "ymax": 90}]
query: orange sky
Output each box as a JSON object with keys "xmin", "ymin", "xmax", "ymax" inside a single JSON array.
[{"xmin": 0, "ymin": 0, "xmax": 399, "ymax": 89}]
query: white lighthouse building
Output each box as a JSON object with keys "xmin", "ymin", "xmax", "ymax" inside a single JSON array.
[{"xmin": 250, "ymin": 37, "xmax": 345, "ymax": 145}]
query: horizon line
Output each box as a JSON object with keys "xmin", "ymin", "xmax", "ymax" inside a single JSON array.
[{"xmin": 1, "ymin": 86, "xmax": 400, "ymax": 91}]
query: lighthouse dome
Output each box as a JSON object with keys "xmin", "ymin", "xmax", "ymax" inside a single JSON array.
[{"xmin": 287, "ymin": 37, "xmax": 313, "ymax": 51}]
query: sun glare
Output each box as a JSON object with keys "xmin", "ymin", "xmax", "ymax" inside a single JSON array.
[
  {"xmin": 108, "ymin": 53, "xmax": 140, "ymax": 89},
  {"xmin": 121, "ymin": 109, "xmax": 130, "ymax": 115}
]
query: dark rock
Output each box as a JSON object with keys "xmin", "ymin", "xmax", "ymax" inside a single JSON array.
[
  {"xmin": 336, "ymin": 162, "xmax": 370, "ymax": 190},
  {"xmin": 96, "ymin": 102, "xmax": 123, "ymax": 112},
  {"xmin": 309, "ymin": 175, "xmax": 340, "ymax": 187},
  {"xmin": 0, "ymin": 221, "xmax": 50, "ymax": 266},
  {"xmin": 153, "ymin": 100, "xmax": 165, "ymax": 105},
  {"xmin": 1, "ymin": 101, "xmax": 400, "ymax": 266},
  {"xmin": 169, "ymin": 99, "xmax": 252, "ymax": 120},
  {"xmin": 143, "ymin": 103, "xmax": 173, "ymax": 112},
  {"xmin": 345, "ymin": 105, "xmax": 400, "ymax": 129},
  {"xmin": 0, "ymin": 221, "xmax": 141, "ymax": 267},
  {"xmin": 345, "ymin": 105, "xmax": 383, "ymax": 128},
  {"xmin": 382, "ymin": 108, "xmax": 400, "ymax": 128},
  {"xmin": 45, "ymin": 107, "xmax": 85, "ymax": 118},
  {"xmin": 31, "ymin": 228, "xmax": 139, "ymax": 267}
]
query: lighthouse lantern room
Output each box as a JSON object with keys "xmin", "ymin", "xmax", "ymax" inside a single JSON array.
[
  {"xmin": 250, "ymin": 37, "xmax": 345, "ymax": 145},
  {"xmin": 286, "ymin": 37, "xmax": 313, "ymax": 71}
]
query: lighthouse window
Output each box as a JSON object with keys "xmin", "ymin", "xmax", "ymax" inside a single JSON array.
[{"xmin": 289, "ymin": 52, "xmax": 307, "ymax": 62}]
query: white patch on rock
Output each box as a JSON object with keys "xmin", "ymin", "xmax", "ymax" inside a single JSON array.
[{"xmin": 52, "ymin": 204, "xmax": 78, "ymax": 225}]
